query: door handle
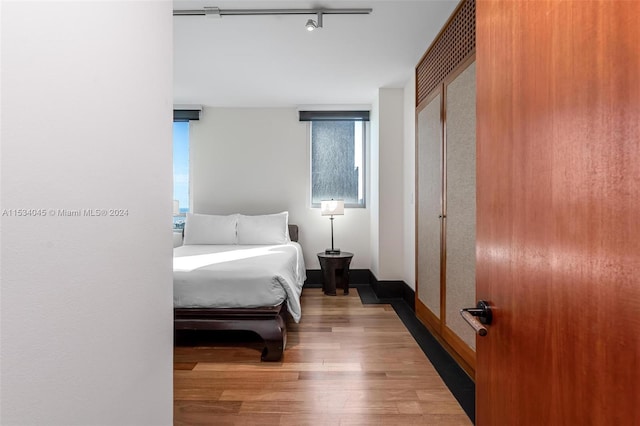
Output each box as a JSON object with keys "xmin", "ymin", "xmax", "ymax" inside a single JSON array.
[{"xmin": 460, "ymin": 300, "xmax": 492, "ymax": 336}]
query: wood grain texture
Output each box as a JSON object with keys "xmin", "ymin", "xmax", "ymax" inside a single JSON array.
[
  {"xmin": 174, "ymin": 288, "xmax": 471, "ymax": 425},
  {"xmin": 476, "ymin": 0, "xmax": 640, "ymax": 424}
]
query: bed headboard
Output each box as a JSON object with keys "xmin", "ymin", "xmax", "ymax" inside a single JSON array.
[{"xmin": 288, "ymin": 224, "xmax": 299, "ymax": 242}]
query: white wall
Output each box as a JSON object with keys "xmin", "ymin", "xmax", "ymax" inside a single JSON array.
[
  {"xmin": 403, "ymin": 77, "xmax": 417, "ymax": 289},
  {"xmin": 1, "ymin": 1, "xmax": 173, "ymax": 425},
  {"xmin": 187, "ymin": 100, "xmax": 413, "ymax": 280},
  {"xmin": 188, "ymin": 96, "xmax": 412, "ymax": 279},
  {"xmin": 376, "ymin": 88, "xmax": 405, "ymax": 280},
  {"xmin": 369, "ymin": 101, "xmax": 381, "ymax": 276},
  {"xmin": 190, "ymin": 107, "xmax": 371, "ymax": 269}
]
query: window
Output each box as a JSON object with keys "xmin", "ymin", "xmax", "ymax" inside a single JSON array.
[
  {"xmin": 173, "ymin": 121, "xmax": 189, "ymax": 230},
  {"xmin": 301, "ymin": 111, "xmax": 368, "ymax": 208},
  {"xmin": 172, "ymin": 108, "xmax": 199, "ymax": 229}
]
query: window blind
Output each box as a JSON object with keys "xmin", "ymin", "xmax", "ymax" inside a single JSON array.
[
  {"xmin": 173, "ymin": 109, "xmax": 200, "ymax": 122},
  {"xmin": 298, "ymin": 110, "xmax": 370, "ymax": 122}
]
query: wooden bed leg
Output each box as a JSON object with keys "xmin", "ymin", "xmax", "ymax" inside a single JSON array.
[{"xmin": 258, "ymin": 309, "xmax": 287, "ymax": 362}]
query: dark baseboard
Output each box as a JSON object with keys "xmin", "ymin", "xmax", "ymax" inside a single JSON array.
[
  {"xmin": 305, "ymin": 269, "xmax": 416, "ymax": 309},
  {"xmin": 304, "ymin": 270, "xmax": 323, "ymax": 286},
  {"xmin": 305, "ymin": 269, "xmax": 370, "ymax": 286},
  {"xmin": 369, "ymin": 272, "xmax": 416, "ymax": 311}
]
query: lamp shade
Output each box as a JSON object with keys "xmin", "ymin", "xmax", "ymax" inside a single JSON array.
[
  {"xmin": 321, "ymin": 199, "xmax": 344, "ymax": 216},
  {"xmin": 173, "ymin": 200, "xmax": 180, "ymax": 215}
]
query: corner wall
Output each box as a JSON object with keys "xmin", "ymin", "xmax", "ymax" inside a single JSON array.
[
  {"xmin": 369, "ymin": 101, "xmax": 381, "ymax": 276},
  {"xmin": 403, "ymin": 77, "xmax": 417, "ymax": 289},
  {"xmin": 1, "ymin": 2, "xmax": 173, "ymax": 424},
  {"xmin": 370, "ymin": 88, "xmax": 405, "ymax": 280}
]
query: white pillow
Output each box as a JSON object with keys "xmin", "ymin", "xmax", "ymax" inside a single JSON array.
[
  {"xmin": 237, "ymin": 212, "xmax": 289, "ymax": 245},
  {"xmin": 183, "ymin": 213, "xmax": 238, "ymax": 245}
]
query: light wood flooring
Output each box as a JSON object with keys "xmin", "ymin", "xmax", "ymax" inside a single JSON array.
[{"xmin": 174, "ymin": 288, "xmax": 471, "ymax": 425}]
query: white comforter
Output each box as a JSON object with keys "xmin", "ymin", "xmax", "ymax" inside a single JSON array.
[{"xmin": 173, "ymin": 243, "xmax": 306, "ymax": 322}]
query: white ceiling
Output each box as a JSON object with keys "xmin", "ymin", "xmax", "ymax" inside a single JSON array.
[{"xmin": 173, "ymin": 0, "xmax": 458, "ymax": 107}]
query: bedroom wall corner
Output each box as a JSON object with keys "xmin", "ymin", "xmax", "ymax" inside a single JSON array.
[
  {"xmin": 377, "ymin": 88, "xmax": 405, "ymax": 280},
  {"xmin": 402, "ymin": 77, "xmax": 417, "ymax": 290},
  {"xmin": 369, "ymin": 99, "xmax": 381, "ymax": 277},
  {"xmin": 0, "ymin": 2, "xmax": 173, "ymax": 425},
  {"xmin": 369, "ymin": 88, "xmax": 404, "ymax": 281}
]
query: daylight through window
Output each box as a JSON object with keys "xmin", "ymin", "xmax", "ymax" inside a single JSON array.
[
  {"xmin": 310, "ymin": 120, "xmax": 366, "ymax": 207},
  {"xmin": 173, "ymin": 121, "xmax": 189, "ymax": 229}
]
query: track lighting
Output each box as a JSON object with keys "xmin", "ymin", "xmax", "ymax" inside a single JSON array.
[
  {"xmin": 174, "ymin": 7, "xmax": 371, "ymax": 32},
  {"xmin": 305, "ymin": 12, "xmax": 323, "ymax": 31},
  {"xmin": 305, "ymin": 19, "xmax": 317, "ymax": 31}
]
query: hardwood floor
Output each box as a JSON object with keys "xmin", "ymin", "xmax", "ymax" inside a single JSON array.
[{"xmin": 174, "ymin": 288, "xmax": 471, "ymax": 425}]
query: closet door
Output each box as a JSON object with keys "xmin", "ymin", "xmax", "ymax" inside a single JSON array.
[
  {"xmin": 416, "ymin": 61, "xmax": 477, "ymax": 374},
  {"xmin": 414, "ymin": 0, "xmax": 477, "ymax": 378},
  {"xmin": 443, "ymin": 58, "xmax": 477, "ymax": 361},
  {"xmin": 416, "ymin": 89, "xmax": 443, "ymax": 326}
]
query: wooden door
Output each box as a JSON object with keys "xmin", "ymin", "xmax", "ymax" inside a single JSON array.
[{"xmin": 475, "ymin": 1, "xmax": 640, "ymax": 424}]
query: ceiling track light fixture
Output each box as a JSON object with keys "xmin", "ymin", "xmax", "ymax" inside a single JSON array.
[
  {"xmin": 305, "ymin": 12, "xmax": 323, "ymax": 31},
  {"xmin": 173, "ymin": 7, "xmax": 372, "ymax": 31}
]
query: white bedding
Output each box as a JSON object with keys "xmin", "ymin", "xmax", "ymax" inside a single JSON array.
[{"xmin": 173, "ymin": 242, "xmax": 306, "ymax": 322}]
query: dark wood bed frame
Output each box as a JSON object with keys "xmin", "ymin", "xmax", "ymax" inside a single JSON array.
[{"xmin": 174, "ymin": 224, "xmax": 299, "ymax": 362}]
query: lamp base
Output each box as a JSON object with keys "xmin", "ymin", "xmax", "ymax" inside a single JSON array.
[{"xmin": 325, "ymin": 248, "xmax": 341, "ymax": 255}]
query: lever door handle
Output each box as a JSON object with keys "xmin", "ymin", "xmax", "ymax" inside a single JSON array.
[{"xmin": 460, "ymin": 300, "xmax": 492, "ymax": 336}]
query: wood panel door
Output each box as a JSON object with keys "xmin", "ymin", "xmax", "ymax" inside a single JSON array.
[{"xmin": 475, "ymin": 1, "xmax": 640, "ymax": 424}]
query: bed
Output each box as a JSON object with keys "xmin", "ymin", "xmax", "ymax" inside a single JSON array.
[{"xmin": 173, "ymin": 212, "xmax": 305, "ymax": 361}]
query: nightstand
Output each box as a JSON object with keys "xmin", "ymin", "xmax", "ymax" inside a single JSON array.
[{"xmin": 317, "ymin": 252, "xmax": 354, "ymax": 296}]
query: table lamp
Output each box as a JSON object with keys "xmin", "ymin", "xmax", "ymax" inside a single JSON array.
[{"xmin": 321, "ymin": 199, "xmax": 344, "ymax": 254}]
